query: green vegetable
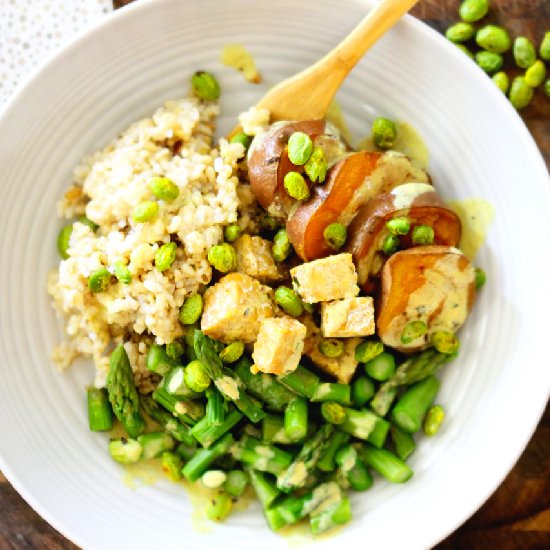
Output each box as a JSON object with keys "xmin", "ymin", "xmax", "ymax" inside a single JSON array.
[
  {"xmin": 284, "ymin": 397, "xmax": 308, "ymax": 442},
  {"xmin": 445, "ymin": 22, "xmax": 475, "ymax": 43},
  {"xmin": 279, "ymin": 364, "xmax": 320, "ymax": 399},
  {"xmin": 259, "ymin": 213, "xmax": 280, "ymax": 231},
  {"xmin": 310, "ymin": 493, "xmax": 352, "ymax": 535},
  {"xmin": 365, "ymin": 351, "xmax": 396, "ymax": 381},
  {"xmin": 323, "ymin": 223, "xmax": 347, "ymax": 250},
  {"xmin": 475, "ymin": 51, "xmax": 504, "ymax": 74},
  {"xmin": 412, "ymin": 224, "xmax": 434, "ymax": 245},
  {"xmin": 78, "ymin": 215, "xmax": 98, "ymax": 231},
  {"xmin": 219, "ymin": 341, "xmax": 244, "ymax": 364},
  {"xmin": 57, "ymin": 225, "xmax": 73, "ymax": 259},
  {"xmin": 386, "ymin": 217, "xmax": 410, "ymax": 236},
  {"xmin": 335, "ymin": 444, "xmax": 373, "ymax": 491},
  {"xmin": 224, "ymin": 223, "xmax": 242, "ymax": 243},
  {"xmin": 88, "ymin": 268, "xmax": 112, "ymax": 293},
  {"xmin": 274, "ymin": 286, "xmax": 303, "ymax": 317},
  {"xmin": 204, "ymin": 386, "xmax": 225, "ymax": 426},
  {"xmin": 155, "ymin": 242, "xmax": 177, "ymax": 271},
  {"xmin": 183, "ymin": 359, "xmax": 211, "ymax": 392},
  {"xmin": 191, "ymin": 71, "xmax": 220, "ymax": 101},
  {"xmin": 492, "ymin": 71, "xmax": 510, "ymax": 94},
  {"xmin": 137, "ymin": 432, "xmax": 175, "ymax": 460},
  {"xmin": 366, "ymin": 416, "xmax": 391, "ymax": 448},
  {"xmin": 87, "ymin": 388, "xmax": 113, "ymax": 432},
  {"xmin": 525, "ymin": 60, "xmax": 546, "ymax": 88},
  {"xmin": 248, "ymin": 469, "xmax": 280, "ymax": 508},
  {"xmin": 108, "ymin": 438, "xmax": 143, "ymax": 464},
  {"xmin": 474, "ymin": 267, "xmax": 486, "ymax": 289},
  {"xmin": 312, "ymin": 383, "xmax": 351, "ymax": 405},
  {"xmin": 229, "ymin": 132, "xmax": 252, "ymax": 150},
  {"xmin": 513, "ymin": 37, "xmax": 537, "ymax": 69},
  {"xmin": 207, "ymin": 243, "xmax": 237, "ymax": 272},
  {"xmin": 106, "ymin": 344, "xmax": 145, "ymax": 438},
  {"xmin": 141, "ymin": 395, "xmax": 195, "ymax": 445},
  {"xmin": 146, "ymin": 344, "xmax": 175, "ymax": 376},
  {"xmin": 355, "ymin": 340, "xmax": 384, "ymax": 363},
  {"xmin": 318, "ymin": 339, "xmax": 344, "ymax": 358},
  {"xmin": 390, "ymin": 425, "xmax": 416, "ymax": 461},
  {"xmin": 272, "ymin": 228, "xmax": 292, "ymax": 262},
  {"xmin": 150, "ymin": 177, "xmax": 179, "ymax": 201},
  {"xmin": 431, "ymin": 331, "xmax": 460, "ymax": 354},
  {"xmin": 191, "ymin": 407, "xmax": 243, "ymax": 448},
  {"xmin": 400, "ymin": 320, "xmax": 427, "ymax": 344},
  {"xmin": 287, "ymin": 132, "xmax": 313, "ymax": 165},
  {"xmin": 424, "ymin": 404, "xmax": 445, "ymax": 436},
  {"xmin": 359, "ymin": 445, "xmax": 413, "ymax": 483},
  {"xmin": 165, "ymin": 340, "xmax": 184, "ymax": 362},
  {"xmin": 133, "ymin": 200, "xmax": 159, "ymax": 223},
  {"xmin": 541, "ymin": 32, "xmax": 550, "ymax": 61},
  {"xmin": 476, "ymin": 25, "xmax": 511, "ymax": 53},
  {"xmin": 382, "ymin": 233, "xmax": 399, "ymax": 255},
  {"xmin": 372, "ymin": 117, "xmax": 397, "ymax": 149},
  {"xmin": 223, "ymin": 470, "xmax": 249, "ymax": 498},
  {"xmin": 152, "ymin": 387, "xmax": 198, "ymax": 426},
  {"xmin": 304, "ymin": 146, "xmax": 327, "ymax": 183},
  {"xmin": 161, "ymin": 451, "xmax": 183, "ymax": 481},
  {"xmin": 232, "ymin": 436, "xmax": 293, "ymax": 475},
  {"xmin": 459, "ymin": 0, "xmax": 489, "ymax": 23},
  {"xmin": 317, "ymin": 431, "xmax": 350, "ymax": 472},
  {"xmin": 545, "ymin": 79, "xmax": 550, "ymax": 98},
  {"xmin": 509, "ymin": 76, "xmax": 534, "ymax": 109},
  {"xmin": 182, "ymin": 432, "xmax": 234, "ymax": 482},
  {"xmin": 176, "ymin": 441, "xmax": 197, "ymax": 461},
  {"xmin": 163, "ymin": 367, "xmax": 200, "ymax": 399},
  {"xmin": 113, "ymin": 261, "xmax": 132, "ymax": 284},
  {"xmin": 352, "ymin": 376, "xmax": 376, "ymax": 407},
  {"xmin": 391, "ymin": 375, "xmax": 441, "ymax": 433},
  {"xmin": 179, "ymin": 294, "xmax": 203, "ymax": 325},
  {"xmin": 262, "ymin": 415, "xmax": 292, "ymax": 444},
  {"xmin": 341, "ymin": 408, "xmax": 389, "ymax": 447},
  {"xmin": 456, "ymin": 44, "xmax": 475, "ymax": 59},
  {"xmin": 284, "ymin": 171, "xmax": 310, "ymax": 200},
  {"xmin": 321, "ymin": 402, "xmax": 346, "ymax": 425}
]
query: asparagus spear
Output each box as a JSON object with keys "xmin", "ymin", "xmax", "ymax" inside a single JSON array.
[
  {"xmin": 161, "ymin": 451, "xmax": 183, "ymax": 481},
  {"xmin": 340, "ymin": 407, "xmax": 389, "ymax": 448},
  {"xmin": 163, "ymin": 366, "xmax": 201, "ymax": 400},
  {"xmin": 311, "ymin": 382, "xmax": 351, "ymax": 405},
  {"xmin": 137, "ymin": 432, "xmax": 175, "ymax": 460},
  {"xmin": 106, "ymin": 344, "xmax": 145, "ymax": 438},
  {"xmin": 194, "ymin": 331, "xmax": 265, "ymax": 422},
  {"xmin": 190, "ymin": 407, "xmax": 243, "ymax": 448},
  {"xmin": 109, "ymin": 438, "xmax": 143, "ymax": 464},
  {"xmin": 234, "ymin": 357, "xmax": 296, "ymax": 410},
  {"xmin": 278, "ymin": 364, "xmax": 320, "ymax": 399},
  {"xmin": 176, "ymin": 441, "xmax": 197, "ymax": 461},
  {"xmin": 151, "ymin": 387, "xmax": 200, "ymax": 426},
  {"xmin": 262, "ymin": 414, "xmax": 293, "ymax": 445},
  {"xmin": 310, "ymin": 493, "xmax": 352, "ymax": 535},
  {"xmin": 359, "ymin": 444, "xmax": 413, "ymax": 483},
  {"xmin": 248, "ymin": 469, "xmax": 280, "ymax": 508},
  {"xmin": 182, "ymin": 432, "xmax": 234, "ymax": 482},
  {"xmin": 277, "ymin": 424, "xmax": 334, "ymax": 492},
  {"xmin": 284, "ymin": 397, "xmax": 308, "ymax": 442},
  {"xmin": 334, "ymin": 444, "xmax": 372, "ymax": 491},
  {"xmin": 390, "ymin": 425, "xmax": 416, "ymax": 461},
  {"xmin": 317, "ymin": 430, "xmax": 350, "ymax": 472},
  {"xmin": 205, "ymin": 386, "xmax": 225, "ymax": 426},
  {"xmin": 223, "ymin": 470, "xmax": 249, "ymax": 498},
  {"xmin": 371, "ymin": 349, "xmax": 449, "ymax": 416},
  {"xmin": 87, "ymin": 387, "xmax": 113, "ymax": 432},
  {"xmin": 141, "ymin": 395, "xmax": 195, "ymax": 445},
  {"xmin": 231, "ymin": 436, "xmax": 293, "ymax": 475}
]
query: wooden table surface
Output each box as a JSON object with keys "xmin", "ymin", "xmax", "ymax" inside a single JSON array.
[{"xmin": 1, "ymin": 1, "xmax": 548, "ymax": 548}]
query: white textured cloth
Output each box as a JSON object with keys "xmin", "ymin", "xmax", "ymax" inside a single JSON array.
[{"xmin": 0, "ymin": 0, "xmax": 113, "ymax": 105}]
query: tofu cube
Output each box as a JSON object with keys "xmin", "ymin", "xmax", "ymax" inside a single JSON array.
[
  {"xmin": 234, "ymin": 234, "xmax": 284, "ymax": 283},
  {"xmin": 252, "ymin": 317, "xmax": 307, "ymax": 375},
  {"xmin": 201, "ymin": 273, "xmax": 274, "ymax": 343},
  {"xmin": 301, "ymin": 314, "xmax": 360, "ymax": 384},
  {"xmin": 321, "ymin": 297, "xmax": 375, "ymax": 338},
  {"xmin": 290, "ymin": 253, "xmax": 359, "ymax": 303}
]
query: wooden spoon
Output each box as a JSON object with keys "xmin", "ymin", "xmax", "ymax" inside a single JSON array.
[{"xmin": 232, "ymin": 0, "xmax": 419, "ymax": 134}]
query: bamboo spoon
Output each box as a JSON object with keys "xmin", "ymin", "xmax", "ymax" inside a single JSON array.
[{"xmin": 234, "ymin": 0, "xmax": 418, "ymax": 130}]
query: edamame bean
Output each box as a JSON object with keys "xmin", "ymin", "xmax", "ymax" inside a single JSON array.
[
  {"xmin": 474, "ymin": 267, "xmax": 486, "ymax": 289},
  {"xmin": 540, "ymin": 32, "xmax": 550, "ymax": 61},
  {"xmin": 224, "ymin": 224, "xmax": 241, "ymax": 243},
  {"xmin": 78, "ymin": 216, "xmax": 99, "ymax": 232},
  {"xmin": 274, "ymin": 286, "xmax": 304, "ymax": 317},
  {"xmin": 445, "ymin": 22, "xmax": 475, "ymax": 43},
  {"xmin": 456, "ymin": 44, "xmax": 475, "ymax": 59},
  {"xmin": 412, "ymin": 225, "xmax": 434, "ymax": 245},
  {"xmin": 219, "ymin": 341, "xmax": 245, "ymax": 363},
  {"xmin": 133, "ymin": 201, "xmax": 159, "ymax": 223},
  {"xmin": 57, "ymin": 225, "xmax": 73, "ymax": 259},
  {"xmin": 114, "ymin": 261, "xmax": 132, "ymax": 284},
  {"xmin": 459, "ymin": 0, "xmax": 489, "ymax": 23},
  {"xmin": 88, "ymin": 268, "xmax": 112, "ymax": 293},
  {"xmin": 206, "ymin": 491, "xmax": 233, "ymax": 522},
  {"xmin": 179, "ymin": 294, "xmax": 203, "ymax": 325},
  {"xmin": 184, "ymin": 360, "xmax": 211, "ymax": 392},
  {"xmin": 287, "ymin": 132, "xmax": 313, "ymax": 165},
  {"xmin": 382, "ymin": 233, "xmax": 399, "ymax": 255},
  {"xmin": 509, "ymin": 76, "xmax": 534, "ymax": 110},
  {"xmin": 430, "ymin": 331, "xmax": 460, "ymax": 355},
  {"xmin": 321, "ymin": 402, "xmax": 346, "ymax": 425},
  {"xmin": 400, "ymin": 320, "xmax": 427, "ymax": 345},
  {"xmin": 372, "ymin": 117, "xmax": 397, "ymax": 149},
  {"xmin": 492, "ymin": 71, "xmax": 510, "ymax": 94},
  {"xmin": 323, "ymin": 223, "xmax": 347, "ymax": 250},
  {"xmin": 513, "ymin": 37, "xmax": 536, "ymax": 69},
  {"xmin": 191, "ymin": 71, "xmax": 220, "ymax": 101},
  {"xmin": 207, "ymin": 243, "xmax": 237, "ymax": 272},
  {"xmin": 229, "ymin": 132, "xmax": 252, "ymax": 150},
  {"xmin": 423, "ymin": 404, "xmax": 445, "ymax": 436},
  {"xmin": 272, "ymin": 229, "xmax": 292, "ymax": 262},
  {"xmin": 150, "ymin": 177, "xmax": 179, "ymax": 201},
  {"xmin": 475, "ymin": 51, "xmax": 504, "ymax": 74},
  {"xmin": 166, "ymin": 340, "xmax": 185, "ymax": 362},
  {"xmin": 355, "ymin": 340, "xmax": 384, "ymax": 363},
  {"xmin": 525, "ymin": 60, "xmax": 546, "ymax": 88},
  {"xmin": 259, "ymin": 213, "xmax": 280, "ymax": 232},
  {"xmin": 155, "ymin": 242, "xmax": 177, "ymax": 271},
  {"xmin": 386, "ymin": 217, "xmax": 410, "ymax": 235},
  {"xmin": 476, "ymin": 25, "xmax": 511, "ymax": 54},
  {"xmin": 545, "ymin": 79, "xmax": 550, "ymax": 98},
  {"xmin": 318, "ymin": 339, "xmax": 344, "ymax": 358},
  {"xmin": 304, "ymin": 147, "xmax": 327, "ymax": 183},
  {"xmin": 283, "ymin": 171, "xmax": 310, "ymax": 200}
]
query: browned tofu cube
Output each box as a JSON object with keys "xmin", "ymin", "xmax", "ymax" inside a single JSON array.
[
  {"xmin": 201, "ymin": 272, "xmax": 274, "ymax": 343},
  {"xmin": 252, "ymin": 317, "xmax": 307, "ymax": 375},
  {"xmin": 321, "ymin": 297, "xmax": 375, "ymax": 338},
  {"xmin": 234, "ymin": 234, "xmax": 285, "ymax": 283},
  {"xmin": 290, "ymin": 253, "xmax": 359, "ymax": 303}
]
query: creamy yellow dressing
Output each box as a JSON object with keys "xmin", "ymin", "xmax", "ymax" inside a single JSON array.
[
  {"xmin": 326, "ymin": 100, "xmax": 352, "ymax": 144},
  {"xmin": 122, "ymin": 458, "xmax": 163, "ymax": 490},
  {"xmin": 448, "ymin": 199, "xmax": 495, "ymax": 259},
  {"xmin": 221, "ymin": 44, "xmax": 261, "ymax": 83}
]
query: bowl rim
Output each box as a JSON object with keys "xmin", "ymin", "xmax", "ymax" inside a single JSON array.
[{"xmin": 0, "ymin": 0, "xmax": 549, "ymax": 548}]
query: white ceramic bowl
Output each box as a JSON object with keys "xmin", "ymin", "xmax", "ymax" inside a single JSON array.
[{"xmin": 0, "ymin": 0, "xmax": 549, "ymax": 548}]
